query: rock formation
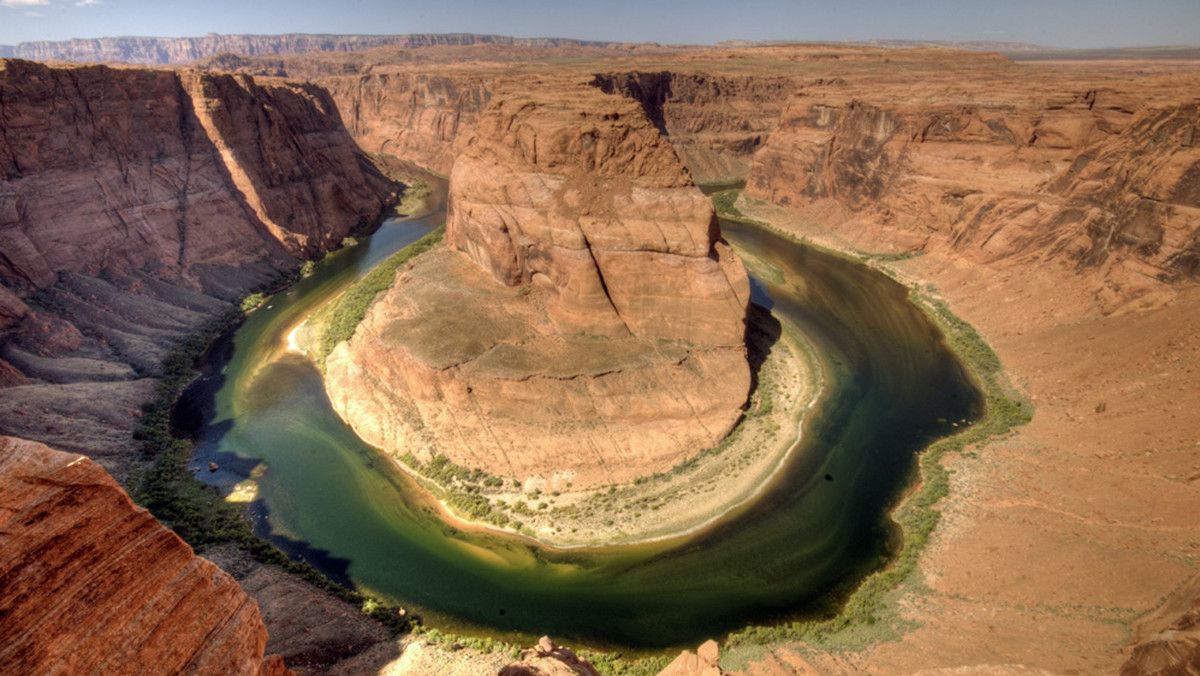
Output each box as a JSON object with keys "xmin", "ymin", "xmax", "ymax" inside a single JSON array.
[
  {"xmin": 658, "ymin": 640, "xmax": 724, "ymax": 676},
  {"xmin": 10, "ymin": 33, "xmax": 618, "ymax": 66},
  {"xmin": 325, "ymin": 84, "xmax": 750, "ymax": 487},
  {"xmin": 0, "ymin": 59, "xmax": 393, "ymax": 292},
  {"xmin": 323, "ymin": 69, "xmax": 494, "ymax": 176},
  {"xmin": 590, "ymin": 71, "xmax": 792, "ymax": 184},
  {"xmin": 499, "ymin": 636, "xmax": 601, "ymax": 676},
  {"xmin": 0, "ymin": 59, "xmax": 395, "ymax": 479},
  {"xmin": 743, "ymin": 66, "xmax": 1200, "ymax": 314},
  {"xmin": 1122, "ymin": 595, "xmax": 1200, "ymax": 676},
  {"xmin": 4, "ymin": 41, "xmax": 1200, "ymax": 676},
  {"xmin": 0, "ymin": 435, "xmax": 290, "ymax": 675}
]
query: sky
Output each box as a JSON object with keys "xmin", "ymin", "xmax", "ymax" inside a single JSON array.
[{"xmin": 1, "ymin": 0, "xmax": 1197, "ymax": 49}]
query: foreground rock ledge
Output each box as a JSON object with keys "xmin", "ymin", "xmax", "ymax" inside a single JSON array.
[
  {"xmin": 0, "ymin": 435, "xmax": 289, "ymax": 675},
  {"xmin": 326, "ymin": 84, "xmax": 752, "ymax": 488}
]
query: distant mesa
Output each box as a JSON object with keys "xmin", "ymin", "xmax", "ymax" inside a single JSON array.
[{"xmin": 6, "ymin": 33, "xmax": 625, "ymax": 66}]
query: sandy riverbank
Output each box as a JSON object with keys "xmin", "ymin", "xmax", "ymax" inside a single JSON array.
[
  {"xmin": 724, "ymin": 194, "xmax": 1200, "ymax": 675},
  {"xmin": 383, "ymin": 305, "xmax": 822, "ymax": 549}
]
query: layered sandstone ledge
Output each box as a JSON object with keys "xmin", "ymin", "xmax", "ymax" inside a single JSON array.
[
  {"xmin": 0, "ymin": 59, "xmax": 396, "ymax": 478},
  {"xmin": 325, "ymin": 84, "xmax": 752, "ymax": 490},
  {"xmin": 0, "ymin": 435, "xmax": 289, "ymax": 675}
]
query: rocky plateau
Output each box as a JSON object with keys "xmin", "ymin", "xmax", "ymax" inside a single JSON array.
[{"xmin": 1, "ymin": 40, "xmax": 1199, "ymax": 676}]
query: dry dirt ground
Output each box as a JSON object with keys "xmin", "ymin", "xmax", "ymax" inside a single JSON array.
[{"xmin": 729, "ymin": 198, "xmax": 1200, "ymax": 675}]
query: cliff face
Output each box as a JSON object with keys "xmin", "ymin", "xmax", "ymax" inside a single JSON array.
[
  {"xmin": 325, "ymin": 85, "xmax": 751, "ymax": 488},
  {"xmin": 744, "ymin": 79, "xmax": 1200, "ymax": 314},
  {"xmin": 0, "ymin": 435, "xmax": 290, "ymax": 675},
  {"xmin": 0, "ymin": 59, "xmax": 394, "ymax": 478},
  {"xmin": 590, "ymin": 71, "xmax": 792, "ymax": 184},
  {"xmin": 322, "ymin": 69, "xmax": 493, "ymax": 176},
  {"xmin": 0, "ymin": 59, "xmax": 393, "ymax": 292},
  {"xmin": 446, "ymin": 86, "xmax": 750, "ymax": 343}
]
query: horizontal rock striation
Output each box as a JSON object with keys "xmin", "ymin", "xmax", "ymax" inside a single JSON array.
[
  {"xmin": 326, "ymin": 85, "xmax": 751, "ymax": 488},
  {"xmin": 0, "ymin": 59, "xmax": 395, "ymax": 478},
  {"xmin": 322, "ymin": 69, "xmax": 494, "ymax": 176},
  {"xmin": 0, "ymin": 435, "xmax": 290, "ymax": 675},
  {"xmin": 590, "ymin": 71, "xmax": 792, "ymax": 184},
  {"xmin": 744, "ymin": 71, "xmax": 1200, "ymax": 314},
  {"xmin": 0, "ymin": 59, "xmax": 393, "ymax": 292},
  {"xmin": 446, "ymin": 87, "xmax": 750, "ymax": 343}
]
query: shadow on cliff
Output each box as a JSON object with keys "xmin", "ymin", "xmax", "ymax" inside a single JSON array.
[{"xmin": 745, "ymin": 302, "xmax": 782, "ymax": 410}]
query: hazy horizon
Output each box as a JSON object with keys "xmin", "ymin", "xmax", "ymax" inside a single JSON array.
[{"xmin": 1, "ymin": 0, "xmax": 1197, "ymax": 50}]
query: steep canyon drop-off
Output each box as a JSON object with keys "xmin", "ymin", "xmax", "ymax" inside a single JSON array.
[
  {"xmin": 1, "ymin": 44, "xmax": 1200, "ymax": 675},
  {"xmin": 0, "ymin": 58, "xmax": 398, "ymax": 673}
]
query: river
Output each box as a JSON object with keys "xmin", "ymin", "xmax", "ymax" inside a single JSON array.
[{"xmin": 179, "ymin": 189, "xmax": 982, "ymax": 651}]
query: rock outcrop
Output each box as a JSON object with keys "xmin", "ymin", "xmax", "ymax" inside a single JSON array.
[
  {"xmin": 323, "ymin": 69, "xmax": 494, "ymax": 176},
  {"xmin": 499, "ymin": 636, "xmax": 601, "ymax": 676},
  {"xmin": 0, "ymin": 59, "xmax": 393, "ymax": 292},
  {"xmin": 658, "ymin": 640, "xmax": 724, "ymax": 676},
  {"xmin": 1122, "ymin": 592, "xmax": 1200, "ymax": 676},
  {"xmin": 590, "ymin": 71, "xmax": 792, "ymax": 184},
  {"xmin": 325, "ymin": 84, "xmax": 751, "ymax": 488},
  {"xmin": 0, "ymin": 59, "xmax": 395, "ymax": 479},
  {"xmin": 743, "ymin": 63, "xmax": 1200, "ymax": 314},
  {"xmin": 0, "ymin": 435, "xmax": 290, "ymax": 675}
]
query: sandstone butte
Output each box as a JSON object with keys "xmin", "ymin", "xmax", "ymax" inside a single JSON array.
[
  {"xmin": 0, "ymin": 435, "xmax": 290, "ymax": 675},
  {"xmin": 1, "ymin": 42, "xmax": 1200, "ymax": 676},
  {"xmin": 325, "ymin": 83, "xmax": 752, "ymax": 488}
]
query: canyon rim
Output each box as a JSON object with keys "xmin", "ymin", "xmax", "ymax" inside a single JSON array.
[{"xmin": 0, "ymin": 36, "xmax": 1198, "ymax": 676}]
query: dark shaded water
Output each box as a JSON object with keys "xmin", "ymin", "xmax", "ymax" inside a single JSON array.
[{"xmin": 183, "ymin": 200, "xmax": 982, "ymax": 651}]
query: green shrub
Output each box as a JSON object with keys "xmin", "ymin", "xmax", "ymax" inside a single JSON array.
[{"xmin": 315, "ymin": 227, "xmax": 444, "ymax": 364}]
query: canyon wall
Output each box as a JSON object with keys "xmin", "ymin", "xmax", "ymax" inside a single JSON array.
[
  {"xmin": 325, "ymin": 84, "xmax": 751, "ymax": 488},
  {"xmin": 743, "ymin": 75, "xmax": 1200, "ymax": 314},
  {"xmin": 322, "ymin": 69, "xmax": 494, "ymax": 176},
  {"xmin": 0, "ymin": 435, "xmax": 290, "ymax": 675},
  {"xmin": 590, "ymin": 71, "xmax": 793, "ymax": 184},
  {"xmin": 0, "ymin": 59, "xmax": 393, "ymax": 293},
  {"xmin": 10, "ymin": 33, "xmax": 617, "ymax": 66},
  {"xmin": 0, "ymin": 59, "xmax": 395, "ymax": 478}
]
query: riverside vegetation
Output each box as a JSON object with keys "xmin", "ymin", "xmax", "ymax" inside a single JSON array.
[
  {"xmin": 712, "ymin": 189, "xmax": 1033, "ymax": 662},
  {"xmin": 125, "ymin": 182, "xmax": 1029, "ymax": 675},
  {"xmin": 125, "ymin": 184, "xmax": 448, "ymax": 637},
  {"xmin": 373, "ymin": 302, "xmax": 815, "ymax": 547}
]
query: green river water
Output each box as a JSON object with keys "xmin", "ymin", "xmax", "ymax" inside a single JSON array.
[{"xmin": 181, "ymin": 189, "xmax": 982, "ymax": 651}]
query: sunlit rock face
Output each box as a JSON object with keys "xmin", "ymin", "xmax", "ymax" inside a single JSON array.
[
  {"xmin": 326, "ymin": 84, "xmax": 751, "ymax": 488},
  {"xmin": 0, "ymin": 435, "xmax": 291, "ymax": 676}
]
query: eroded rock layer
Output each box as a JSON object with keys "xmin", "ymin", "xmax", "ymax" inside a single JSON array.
[
  {"xmin": 0, "ymin": 59, "xmax": 394, "ymax": 293},
  {"xmin": 0, "ymin": 59, "xmax": 395, "ymax": 478},
  {"xmin": 11, "ymin": 33, "xmax": 616, "ymax": 66},
  {"xmin": 326, "ymin": 84, "xmax": 750, "ymax": 487},
  {"xmin": 744, "ymin": 65, "xmax": 1200, "ymax": 314},
  {"xmin": 0, "ymin": 435, "xmax": 290, "ymax": 676}
]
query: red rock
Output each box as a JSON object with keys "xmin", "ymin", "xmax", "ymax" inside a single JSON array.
[
  {"xmin": 658, "ymin": 639, "xmax": 724, "ymax": 676},
  {"xmin": 446, "ymin": 85, "xmax": 749, "ymax": 346},
  {"xmin": 743, "ymin": 68, "xmax": 1200, "ymax": 314},
  {"xmin": 499, "ymin": 636, "xmax": 601, "ymax": 676},
  {"xmin": 0, "ymin": 435, "xmax": 291, "ymax": 675},
  {"xmin": 325, "ymin": 84, "xmax": 750, "ymax": 488},
  {"xmin": 0, "ymin": 59, "xmax": 394, "ymax": 293}
]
